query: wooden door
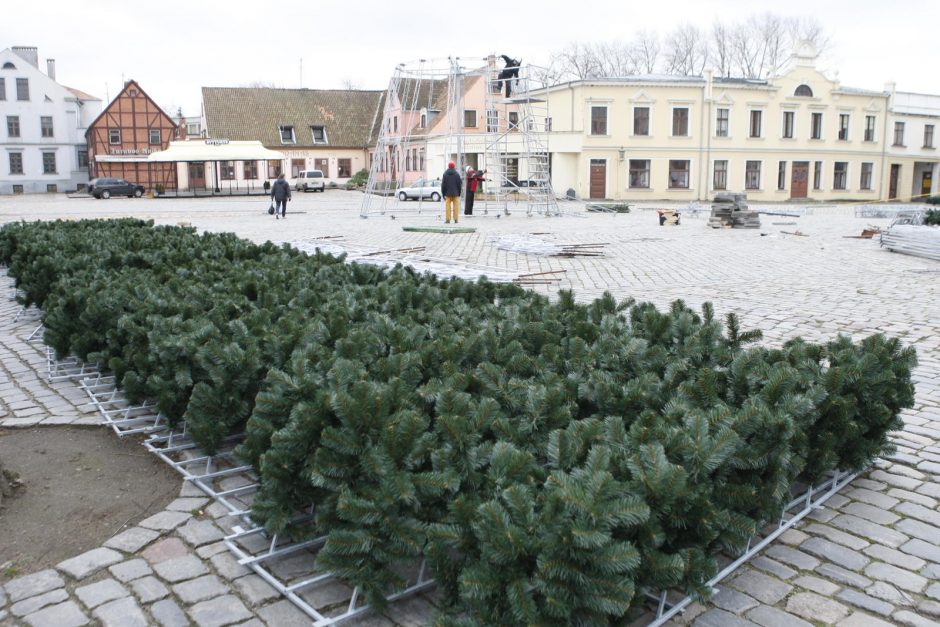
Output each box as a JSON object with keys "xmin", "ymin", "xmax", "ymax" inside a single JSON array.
[
  {"xmin": 189, "ymin": 162, "xmax": 205, "ymax": 189},
  {"xmin": 314, "ymin": 158, "xmax": 329, "ymax": 177},
  {"xmin": 589, "ymin": 159, "xmax": 606, "ymax": 199},
  {"xmin": 790, "ymin": 162, "xmax": 809, "ymax": 199},
  {"xmin": 889, "ymin": 164, "xmax": 900, "ymax": 199}
]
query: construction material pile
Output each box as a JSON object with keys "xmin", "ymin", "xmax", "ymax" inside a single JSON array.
[
  {"xmin": 880, "ymin": 224, "xmax": 940, "ymax": 262},
  {"xmin": 708, "ymin": 192, "xmax": 761, "ymax": 229},
  {"xmin": 493, "ymin": 234, "xmax": 606, "ymax": 256}
]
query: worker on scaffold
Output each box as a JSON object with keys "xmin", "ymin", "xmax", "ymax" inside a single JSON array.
[{"xmin": 498, "ymin": 55, "xmax": 521, "ymax": 98}]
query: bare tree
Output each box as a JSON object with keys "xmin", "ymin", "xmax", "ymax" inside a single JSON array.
[
  {"xmin": 629, "ymin": 29, "xmax": 661, "ymax": 74},
  {"xmin": 341, "ymin": 78, "xmax": 362, "ymax": 90},
  {"xmin": 711, "ymin": 22, "xmax": 734, "ymax": 77},
  {"xmin": 551, "ymin": 42, "xmax": 603, "ymax": 81},
  {"xmin": 664, "ymin": 23, "xmax": 710, "ymax": 76}
]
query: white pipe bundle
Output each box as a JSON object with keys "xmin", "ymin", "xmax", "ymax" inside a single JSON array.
[
  {"xmin": 492, "ymin": 234, "xmax": 566, "ymax": 256},
  {"xmin": 880, "ymin": 225, "xmax": 940, "ymax": 262}
]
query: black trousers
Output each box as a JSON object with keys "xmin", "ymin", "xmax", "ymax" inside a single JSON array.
[
  {"xmin": 274, "ymin": 199, "xmax": 287, "ymax": 216},
  {"xmin": 465, "ymin": 191, "xmax": 475, "ymax": 215}
]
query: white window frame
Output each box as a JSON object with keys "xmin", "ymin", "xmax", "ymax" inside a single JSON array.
[
  {"xmin": 109, "ymin": 129, "xmax": 121, "ymax": 144},
  {"xmin": 671, "ymin": 107, "xmax": 690, "ymax": 137},
  {"xmin": 590, "ymin": 105, "xmax": 609, "ymax": 136},
  {"xmin": 311, "ymin": 126, "xmax": 328, "ymax": 144},
  {"xmin": 833, "ymin": 162, "xmax": 848, "ymax": 190},
  {"xmin": 838, "ymin": 114, "xmax": 850, "ymax": 141},
  {"xmin": 745, "ymin": 160, "xmax": 762, "ymax": 190},
  {"xmin": 633, "ymin": 106, "xmax": 651, "ymax": 137},
  {"xmin": 713, "ymin": 160, "xmax": 728, "ymax": 191},
  {"xmin": 279, "ymin": 125, "xmax": 296, "ymax": 144},
  {"xmin": 668, "ymin": 159, "xmax": 690, "ymax": 189},
  {"xmin": 749, "ymin": 109, "xmax": 762, "ymax": 138},
  {"xmin": 149, "ymin": 129, "xmax": 161, "ymax": 145},
  {"xmin": 860, "ymin": 162, "xmax": 873, "ymax": 190},
  {"xmin": 628, "ymin": 159, "xmax": 650, "ymax": 189},
  {"xmin": 782, "ymin": 111, "xmax": 795, "ymax": 139}
]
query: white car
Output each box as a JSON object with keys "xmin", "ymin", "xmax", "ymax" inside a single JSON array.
[
  {"xmin": 397, "ymin": 178, "xmax": 442, "ymax": 201},
  {"xmin": 295, "ymin": 170, "xmax": 325, "ymax": 192}
]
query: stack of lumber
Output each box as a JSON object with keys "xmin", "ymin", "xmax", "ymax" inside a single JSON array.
[{"xmin": 708, "ymin": 192, "xmax": 761, "ymax": 229}]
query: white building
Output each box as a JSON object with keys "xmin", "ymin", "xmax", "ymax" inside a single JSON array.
[
  {"xmin": 885, "ymin": 87, "xmax": 940, "ymax": 201},
  {"xmin": 0, "ymin": 46, "xmax": 101, "ymax": 194}
]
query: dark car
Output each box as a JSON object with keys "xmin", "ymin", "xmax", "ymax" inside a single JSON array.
[{"xmin": 89, "ymin": 177, "xmax": 145, "ymax": 199}]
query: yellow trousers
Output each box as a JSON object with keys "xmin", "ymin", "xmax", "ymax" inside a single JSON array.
[{"xmin": 445, "ymin": 196, "xmax": 460, "ymax": 222}]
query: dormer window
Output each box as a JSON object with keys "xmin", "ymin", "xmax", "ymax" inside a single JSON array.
[
  {"xmin": 279, "ymin": 125, "xmax": 295, "ymax": 144},
  {"xmin": 794, "ymin": 84, "xmax": 813, "ymax": 97},
  {"xmin": 310, "ymin": 126, "xmax": 327, "ymax": 144}
]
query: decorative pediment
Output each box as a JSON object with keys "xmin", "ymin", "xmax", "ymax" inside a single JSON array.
[
  {"xmin": 630, "ymin": 90, "xmax": 656, "ymax": 105},
  {"xmin": 715, "ymin": 91, "xmax": 735, "ymax": 105}
]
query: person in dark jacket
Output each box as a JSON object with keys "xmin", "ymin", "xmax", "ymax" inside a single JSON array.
[
  {"xmin": 464, "ymin": 167, "xmax": 485, "ymax": 216},
  {"xmin": 441, "ymin": 162, "xmax": 462, "ymax": 224},
  {"xmin": 498, "ymin": 55, "xmax": 521, "ymax": 98},
  {"xmin": 270, "ymin": 172, "xmax": 291, "ymax": 219}
]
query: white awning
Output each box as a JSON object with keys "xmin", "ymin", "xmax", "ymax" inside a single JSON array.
[
  {"xmin": 147, "ymin": 140, "xmax": 286, "ymax": 163},
  {"xmin": 95, "ymin": 155, "xmax": 150, "ymax": 163}
]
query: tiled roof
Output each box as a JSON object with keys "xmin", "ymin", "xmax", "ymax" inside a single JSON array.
[
  {"xmin": 396, "ymin": 78, "xmax": 449, "ymax": 112},
  {"xmin": 64, "ymin": 86, "xmax": 100, "ymax": 101},
  {"xmin": 202, "ymin": 87, "xmax": 385, "ymax": 148}
]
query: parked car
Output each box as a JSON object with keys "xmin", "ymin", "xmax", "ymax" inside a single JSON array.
[
  {"xmin": 89, "ymin": 177, "xmax": 145, "ymax": 199},
  {"xmin": 295, "ymin": 170, "xmax": 325, "ymax": 192},
  {"xmin": 397, "ymin": 178, "xmax": 442, "ymax": 201}
]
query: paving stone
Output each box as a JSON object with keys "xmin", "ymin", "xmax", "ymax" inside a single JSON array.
[
  {"xmin": 920, "ymin": 600, "xmax": 940, "ymax": 617},
  {"xmin": 695, "ymin": 608, "xmax": 758, "ymax": 626},
  {"xmin": 746, "ymin": 604, "xmax": 813, "ymax": 627},
  {"xmin": 785, "ymin": 591, "xmax": 850, "ymax": 624},
  {"xmin": 801, "ymin": 537, "xmax": 870, "ymax": 571},
  {"xmin": 150, "ymin": 598, "xmax": 189, "ymax": 627},
  {"xmin": 864, "ymin": 544, "xmax": 926, "ymax": 570},
  {"xmin": 916, "ymin": 483, "xmax": 940, "ymax": 500},
  {"xmin": 22, "ymin": 600, "xmax": 89, "ymax": 627},
  {"xmin": 837, "ymin": 612, "xmax": 898, "ymax": 627},
  {"xmin": 710, "ymin": 587, "xmax": 758, "ymax": 614},
  {"xmin": 209, "ymin": 551, "xmax": 250, "ymax": 580},
  {"xmin": 836, "ymin": 588, "xmax": 896, "ymax": 616},
  {"xmin": 896, "ymin": 502, "xmax": 940, "ymax": 527},
  {"xmin": 0, "ymin": 584, "xmax": 6, "ymax": 607},
  {"xmin": 234, "ymin": 620, "xmax": 265, "ymax": 627},
  {"xmin": 188, "ymin": 594, "xmax": 253, "ymax": 627},
  {"xmin": 4, "ymin": 569, "xmax": 65, "ymax": 602},
  {"xmin": 172, "ymin": 574, "xmax": 229, "ymax": 604},
  {"xmin": 256, "ymin": 599, "xmax": 311, "ymax": 626},
  {"xmin": 10, "ymin": 589, "xmax": 69, "ymax": 617},
  {"xmin": 130, "ymin": 575, "xmax": 169, "ymax": 603},
  {"xmin": 74, "ymin": 578, "xmax": 128, "ymax": 609},
  {"xmin": 763, "ymin": 545, "xmax": 820, "ymax": 570},
  {"xmin": 924, "ymin": 563, "xmax": 940, "ymax": 579},
  {"xmin": 889, "ymin": 488, "xmax": 938, "ymax": 508},
  {"xmin": 830, "ymin": 514, "xmax": 910, "ymax": 548},
  {"xmin": 103, "ymin": 527, "xmax": 160, "ymax": 553},
  {"xmin": 777, "ymin": 528, "xmax": 809, "ymax": 546},
  {"xmin": 57, "ymin": 547, "xmax": 124, "ymax": 580},
  {"xmin": 926, "ymin": 583, "xmax": 940, "ymax": 601},
  {"xmin": 177, "ymin": 518, "xmax": 225, "ymax": 547},
  {"xmin": 892, "ymin": 610, "xmax": 940, "ymax": 627},
  {"xmin": 166, "ymin": 497, "xmax": 210, "ymax": 512},
  {"xmin": 806, "ymin": 506, "xmax": 838, "ymax": 523},
  {"xmin": 233, "ymin": 574, "xmax": 279, "ymax": 607},
  {"xmin": 108, "ymin": 559, "xmax": 152, "ymax": 583},
  {"xmin": 854, "ymin": 478, "xmax": 888, "ymax": 492},
  {"xmin": 92, "ymin": 596, "xmax": 147, "ymax": 626},
  {"xmin": 864, "ymin": 561, "xmax": 928, "ymax": 593},
  {"xmin": 152, "ymin": 555, "xmax": 209, "ymax": 583},
  {"xmin": 841, "ymin": 502, "xmax": 900, "ymax": 526},
  {"xmin": 179, "ymin": 480, "xmax": 206, "ymax": 497},
  {"xmin": 750, "ymin": 556, "xmax": 796, "ymax": 581},
  {"xmin": 869, "ymin": 470, "xmax": 921, "ymax": 491},
  {"xmin": 804, "ymin": 522, "xmax": 870, "ymax": 550},
  {"xmin": 727, "ymin": 570, "xmax": 792, "ymax": 605},
  {"xmin": 793, "ymin": 575, "xmax": 840, "ymax": 596},
  {"xmin": 867, "ymin": 581, "xmax": 915, "ymax": 607},
  {"xmin": 197, "ymin": 541, "xmax": 230, "ymax": 559},
  {"xmin": 139, "ymin": 510, "xmax": 192, "ymax": 531},
  {"xmin": 142, "ymin": 537, "xmax": 190, "ymax": 564}
]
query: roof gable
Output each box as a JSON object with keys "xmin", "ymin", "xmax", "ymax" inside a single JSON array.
[
  {"xmin": 86, "ymin": 80, "xmax": 177, "ymax": 133},
  {"xmin": 0, "ymin": 47, "xmax": 79, "ymax": 104}
]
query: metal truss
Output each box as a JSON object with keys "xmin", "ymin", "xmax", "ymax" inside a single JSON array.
[
  {"xmin": 644, "ymin": 468, "xmax": 859, "ymax": 626},
  {"xmin": 79, "ymin": 372, "xmax": 167, "ymax": 436},
  {"xmin": 26, "ymin": 323, "xmax": 44, "ymax": 343},
  {"xmin": 12, "ymin": 304, "xmax": 40, "ymax": 323},
  {"xmin": 47, "ymin": 346, "xmax": 101, "ymax": 382}
]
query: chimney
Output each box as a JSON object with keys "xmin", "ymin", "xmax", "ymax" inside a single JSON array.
[
  {"xmin": 46, "ymin": 59, "xmax": 56, "ymax": 81},
  {"xmin": 11, "ymin": 46, "xmax": 39, "ymax": 67},
  {"xmin": 884, "ymin": 81, "xmax": 896, "ymax": 95}
]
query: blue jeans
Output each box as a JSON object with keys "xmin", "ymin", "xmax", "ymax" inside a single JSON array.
[{"xmin": 274, "ymin": 199, "xmax": 287, "ymax": 216}]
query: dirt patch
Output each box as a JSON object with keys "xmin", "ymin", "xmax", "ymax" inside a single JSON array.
[{"xmin": 0, "ymin": 426, "xmax": 180, "ymax": 580}]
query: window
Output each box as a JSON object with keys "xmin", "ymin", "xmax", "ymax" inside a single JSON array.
[
  {"xmin": 713, "ymin": 160, "xmax": 728, "ymax": 190},
  {"xmin": 243, "ymin": 161, "xmax": 258, "ymax": 179},
  {"xmin": 668, "ymin": 160, "xmax": 690, "ymax": 189},
  {"xmin": 0, "ymin": 78, "xmax": 5, "ymax": 100},
  {"xmin": 591, "ymin": 106, "xmax": 608, "ymax": 135},
  {"xmin": 833, "ymin": 162, "xmax": 847, "ymax": 190},
  {"xmin": 925, "ymin": 125, "xmax": 935, "ymax": 148},
  {"xmin": 220, "ymin": 161, "xmax": 236, "ymax": 180},
  {"xmin": 893, "ymin": 122, "xmax": 905, "ymax": 146},
  {"xmin": 9, "ymin": 152, "xmax": 23, "ymax": 174},
  {"xmin": 12, "ymin": 185, "xmax": 24, "ymax": 194},
  {"xmin": 109, "ymin": 129, "xmax": 121, "ymax": 144},
  {"xmin": 419, "ymin": 149, "xmax": 425, "ymax": 172},
  {"xmin": 778, "ymin": 161, "xmax": 786, "ymax": 190},
  {"xmin": 2, "ymin": 62, "xmax": 16, "ymax": 69},
  {"xmin": 420, "ymin": 113, "xmax": 426, "ymax": 128},
  {"xmin": 745, "ymin": 161, "xmax": 761, "ymax": 190},
  {"xmin": 338, "ymin": 159, "xmax": 352, "ymax": 178},
  {"xmin": 813, "ymin": 161, "xmax": 822, "ymax": 190},
  {"xmin": 486, "ymin": 110, "xmax": 498, "ymax": 133},
  {"xmin": 749, "ymin": 110, "xmax": 762, "ymax": 138},
  {"xmin": 633, "ymin": 107, "xmax": 649, "ymax": 136},
  {"xmin": 508, "ymin": 112, "xmax": 519, "ymax": 129},
  {"xmin": 393, "ymin": 116, "xmax": 398, "ymax": 133},
  {"xmin": 186, "ymin": 123, "xmax": 200, "ymax": 136},
  {"xmin": 860, "ymin": 162, "xmax": 873, "ymax": 190},
  {"xmin": 629, "ymin": 159, "xmax": 650, "ymax": 188},
  {"xmin": 279, "ymin": 125, "xmax": 295, "ymax": 144},
  {"xmin": 267, "ymin": 160, "xmax": 282, "ymax": 178},
  {"xmin": 544, "ymin": 117, "xmax": 552, "ymax": 132},
  {"xmin": 865, "ymin": 116, "xmax": 876, "ymax": 142},
  {"xmin": 405, "ymin": 150, "xmax": 411, "ymax": 171},
  {"xmin": 42, "ymin": 152, "xmax": 56, "ymax": 174},
  {"xmin": 311, "ymin": 126, "xmax": 327, "ymax": 144},
  {"xmin": 146, "ymin": 129, "xmax": 159, "ymax": 145},
  {"xmin": 795, "ymin": 84, "xmax": 814, "ymax": 97},
  {"xmin": 45, "ymin": 184, "xmax": 57, "ymax": 193},
  {"xmin": 811, "ymin": 113, "xmax": 823, "ymax": 139},
  {"xmin": 783, "ymin": 111, "xmax": 794, "ymax": 139},
  {"xmin": 838, "ymin": 114, "xmax": 850, "ymax": 141},
  {"xmin": 16, "ymin": 78, "xmax": 28, "ymax": 101},
  {"xmin": 7, "ymin": 116, "xmax": 20, "ymax": 138},
  {"xmin": 464, "ymin": 110, "xmax": 476, "ymax": 128},
  {"xmin": 291, "ymin": 159, "xmax": 304, "ymax": 177},
  {"xmin": 672, "ymin": 108, "xmax": 689, "ymax": 136},
  {"xmin": 314, "ymin": 158, "xmax": 329, "ymax": 177},
  {"xmin": 77, "ymin": 149, "xmax": 88, "ymax": 169},
  {"xmin": 716, "ymin": 108, "xmax": 729, "ymax": 137}
]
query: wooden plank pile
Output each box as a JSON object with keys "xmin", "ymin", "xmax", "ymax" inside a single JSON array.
[{"xmin": 708, "ymin": 192, "xmax": 761, "ymax": 229}]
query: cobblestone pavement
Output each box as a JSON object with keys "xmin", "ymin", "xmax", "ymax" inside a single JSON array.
[{"xmin": 0, "ymin": 191, "xmax": 938, "ymax": 626}]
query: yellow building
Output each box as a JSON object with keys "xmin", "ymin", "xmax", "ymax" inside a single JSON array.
[{"xmin": 541, "ymin": 49, "xmax": 938, "ymax": 202}]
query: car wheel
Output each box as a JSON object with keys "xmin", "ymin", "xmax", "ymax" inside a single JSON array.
[
  {"xmin": 430, "ymin": 192, "xmax": 441, "ymax": 201},
  {"xmin": 134, "ymin": 189, "xmax": 143, "ymax": 198},
  {"xmin": 398, "ymin": 192, "xmax": 408, "ymax": 201},
  {"xmin": 101, "ymin": 190, "xmax": 111, "ymax": 199}
]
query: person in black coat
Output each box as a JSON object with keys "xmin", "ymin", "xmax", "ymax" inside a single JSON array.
[
  {"xmin": 498, "ymin": 55, "xmax": 521, "ymax": 98},
  {"xmin": 270, "ymin": 173, "xmax": 291, "ymax": 219},
  {"xmin": 441, "ymin": 162, "xmax": 462, "ymax": 223}
]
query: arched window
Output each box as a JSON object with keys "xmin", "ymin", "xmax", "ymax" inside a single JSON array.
[
  {"xmin": 2, "ymin": 62, "xmax": 16, "ymax": 69},
  {"xmin": 795, "ymin": 84, "xmax": 813, "ymax": 97}
]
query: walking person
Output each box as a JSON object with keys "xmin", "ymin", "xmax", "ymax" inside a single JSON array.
[
  {"xmin": 464, "ymin": 167, "xmax": 485, "ymax": 216},
  {"xmin": 271, "ymin": 172, "xmax": 291, "ymax": 219},
  {"xmin": 441, "ymin": 162, "xmax": 462, "ymax": 224}
]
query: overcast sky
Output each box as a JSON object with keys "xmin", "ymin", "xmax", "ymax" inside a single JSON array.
[{"xmin": 4, "ymin": 0, "xmax": 938, "ymax": 117}]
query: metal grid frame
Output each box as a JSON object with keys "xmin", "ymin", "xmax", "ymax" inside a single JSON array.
[{"xmin": 47, "ymin": 345, "xmax": 101, "ymax": 382}]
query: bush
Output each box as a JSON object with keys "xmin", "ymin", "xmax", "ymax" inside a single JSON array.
[
  {"xmin": 925, "ymin": 195, "xmax": 940, "ymax": 205},
  {"xmin": 346, "ymin": 168, "xmax": 369, "ymax": 190},
  {"xmin": 924, "ymin": 208, "xmax": 940, "ymax": 225}
]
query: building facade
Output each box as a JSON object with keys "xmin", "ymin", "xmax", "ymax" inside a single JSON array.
[
  {"xmin": 86, "ymin": 80, "xmax": 179, "ymax": 191},
  {"xmin": 0, "ymin": 46, "xmax": 101, "ymax": 194},
  {"xmin": 884, "ymin": 88, "xmax": 940, "ymax": 201}
]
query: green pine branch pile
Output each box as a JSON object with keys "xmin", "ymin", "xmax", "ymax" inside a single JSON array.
[{"xmin": 0, "ymin": 219, "xmax": 917, "ymax": 623}]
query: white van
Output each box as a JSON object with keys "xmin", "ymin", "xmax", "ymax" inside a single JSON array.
[{"xmin": 295, "ymin": 170, "xmax": 325, "ymax": 192}]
